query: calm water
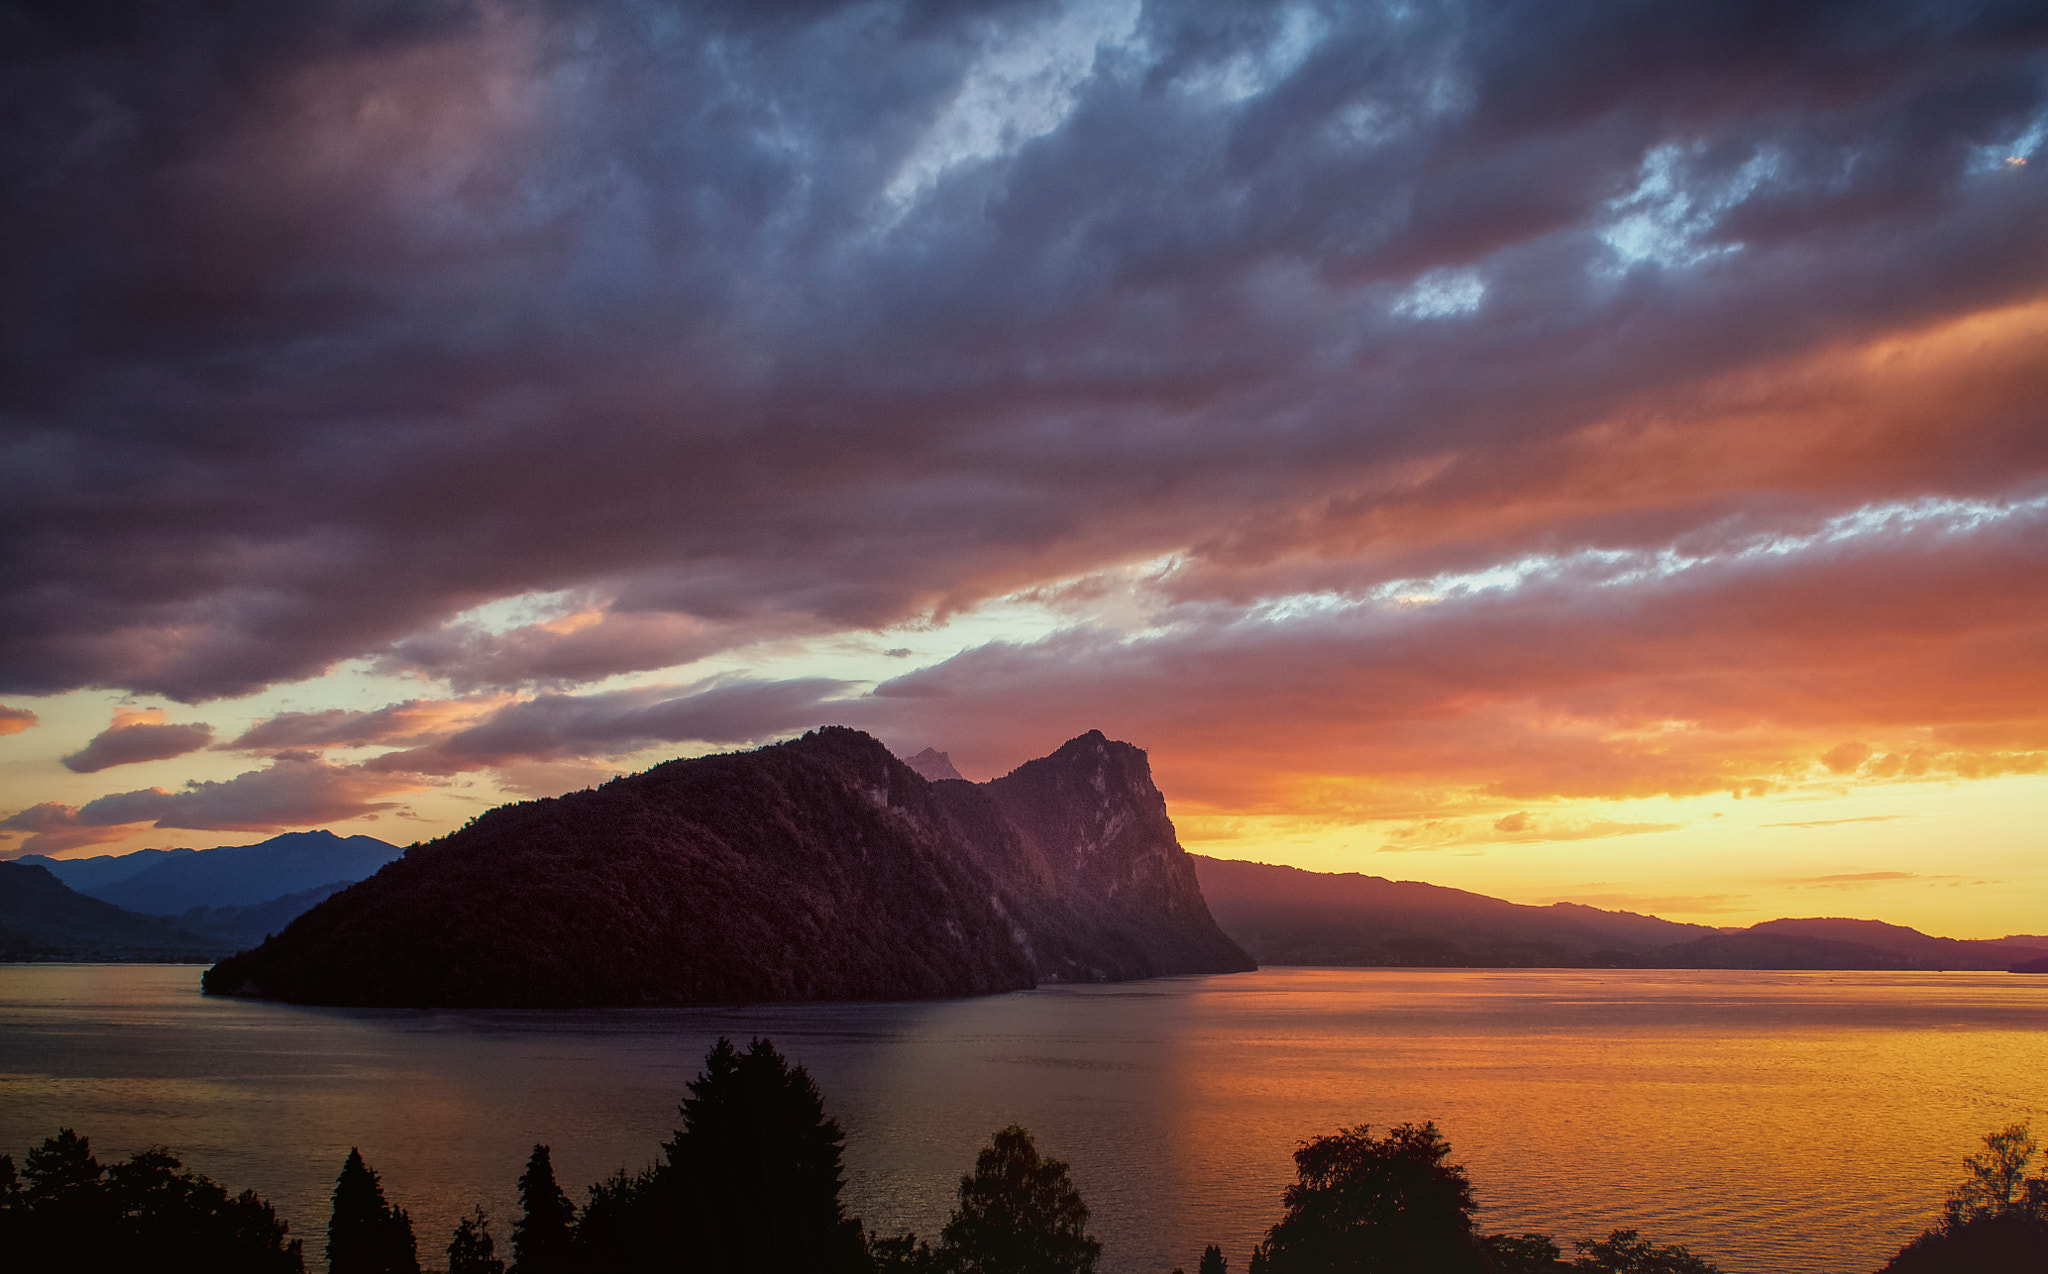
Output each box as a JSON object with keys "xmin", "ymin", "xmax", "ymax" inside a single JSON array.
[{"xmin": 1, "ymin": 965, "xmax": 2042, "ymax": 1273}]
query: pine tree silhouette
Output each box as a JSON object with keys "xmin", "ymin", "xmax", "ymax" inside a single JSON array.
[
  {"xmin": 645, "ymin": 1036, "xmax": 869, "ymax": 1273},
  {"xmin": 327, "ymin": 1148, "xmax": 419, "ymax": 1274},
  {"xmin": 512, "ymin": 1145, "xmax": 576, "ymax": 1274}
]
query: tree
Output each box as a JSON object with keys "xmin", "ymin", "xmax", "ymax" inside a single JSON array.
[
  {"xmin": 513, "ymin": 1145, "xmax": 576, "ymax": 1274},
  {"xmin": 1943, "ymin": 1122, "xmax": 2045, "ymax": 1228},
  {"xmin": 1, "ymin": 1131, "xmax": 300, "ymax": 1272},
  {"xmin": 327, "ymin": 1148, "xmax": 419, "ymax": 1274},
  {"xmin": 640, "ymin": 1036, "xmax": 869, "ymax": 1274},
  {"xmin": 1253, "ymin": 1122, "xmax": 1487, "ymax": 1274},
  {"xmin": 1880, "ymin": 1122, "xmax": 2048, "ymax": 1273},
  {"xmin": 1483, "ymin": 1232, "xmax": 1569, "ymax": 1272},
  {"xmin": 937, "ymin": 1125, "xmax": 1100, "ymax": 1274},
  {"xmin": 1571, "ymin": 1229, "xmax": 1718, "ymax": 1273},
  {"xmin": 1198, "ymin": 1244, "xmax": 1228, "ymax": 1274},
  {"xmin": 450, "ymin": 1205, "xmax": 506, "ymax": 1274}
]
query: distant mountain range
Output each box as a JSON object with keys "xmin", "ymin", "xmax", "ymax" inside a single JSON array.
[
  {"xmin": 0, "ymin": 862, "xmax": 224, "ymax": 961},
  {"xmin": 1191, "ymin": 857, "xmax": 2048, "ymax": 971},
  {"xmin": 204, "ymin": 729, "xmax": 1255, "ymax": 1007},
  {"xmin": 20, "ymin": 830, "xmax": 401, "ymax": 914},
  {"xmin": 9, "ymin": 758, "xmax": 2042, "ymax": 982},
  {"xmin": 3, "ymin": 830, "xmax": 402, "ymax": 960}
]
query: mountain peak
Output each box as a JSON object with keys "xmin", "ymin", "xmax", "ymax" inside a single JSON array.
[{"xmin": 901, "ymin": 747, "xmax": 966, "ymax": 783}]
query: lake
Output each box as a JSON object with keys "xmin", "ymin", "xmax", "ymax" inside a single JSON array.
[{"xmin": 1, "ymin": 965, "xmax": 2042, "ymax": 1273}]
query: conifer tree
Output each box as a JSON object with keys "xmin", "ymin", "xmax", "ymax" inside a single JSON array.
[
  {"xmin": 512, "ymin": 1144, "xmax": 576, "ymax": 1274},
  {"xmin": 327, "ymin": 1148, "xmax": 419, "ymax": 1274},
  {"xmin": 648, "ymin": 1035, "xmax": 869, "ymax": 1273}
]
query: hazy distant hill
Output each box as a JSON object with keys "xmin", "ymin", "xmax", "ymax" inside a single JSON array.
[
  {"xmin": 172, "ymin": 881, "xmax": 360, "ymax": 952},
  {"xmin": 1192, "ymin": 857, "xmax": 2046, "ymax": 970},
  {"xmin": 1190, "ymin": 856, "xmax": 1716, "ymax": 966},
  {"xmin": 0, "ymin": 862, "xmax": 221, "ymax": 961},
  {"xmin": 205, "ymin": 728, "xmax": 1252, "ymax": 1007},
  {"xmin": 24, "ymin": 830, "xmax": 400, "ymax": 915}
]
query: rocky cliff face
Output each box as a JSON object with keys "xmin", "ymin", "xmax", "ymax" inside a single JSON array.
[{"xmin": 204, "ymin": 728, "xmax": 1251, "ymax": 1007}]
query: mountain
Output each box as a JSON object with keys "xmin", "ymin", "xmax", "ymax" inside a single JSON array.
[
  {"xmin": 902, "ymin": 747, "xmax": 966, "ymax": 782},
  {"xmin": 16, "ymin": 846, "xmax": 194, "ymax": 894},
  {"xmin": 42, "ymin": 831, "xmax": 402, "ymax": 915},
  {"xmin": 1191, "ymin": 857, "xmax": 2046, "ymax": 970},
  {"xmin": 204, "ymin": 728, "xmax": 1252, "ymax": 1007},
  {"xmin": 1737, "ymin": 918, "xmax": 2048, "ymax": 970},
  {"xmin": 0, "ymin": 862, "xmax": 222, "ymax": 961},
  {"xmin": 172, "ymin": 881, "xmax": 360, "ymax": 952},
  {"xmin": 1191, "ymin": 856, "xmax": 1715, "ymax": 966}
]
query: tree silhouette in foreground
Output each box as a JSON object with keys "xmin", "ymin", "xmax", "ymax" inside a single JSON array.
[
  {"xmin": 0, "ymin": 1128, "xmax": 302, "ymax": 1272},
  {"xmin": 1250, "ymin": 1122, "xmax": 1487, "ymax": 1274},
  {"xmin": 1879, "ymin": 1121, "xmax": 2048, "ymax": 1273},
  {"xmin": 513, "ymin": 1145, "xmax": 576, "ymax": 1274},
  {"xmin": 328, "ymin": 1148, "xmax": 419, "ymax": 1274},
  {"xmin": 449, "ymin": 1205, "xmax": 506, "ymax": 1274},
  {"xmin": 871, "ymin": 1124, "xmax": 1099, "ymax": 1274},
  {"xmin": 603, "ymin": 1036, "xmax": 868, "ymax": 1273},
  {"xmin": 1570, "ymin": 1228, "xmax": 1719, "ymax": 1273},
  {"xmin": 939, "ymin": 1125, "xmax": 1100, "ymax": 1274}
]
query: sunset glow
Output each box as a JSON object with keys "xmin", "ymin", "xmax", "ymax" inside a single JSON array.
[{"xmin": 4, "ymin": 0, "xmax": 2044, "ymax": 938}]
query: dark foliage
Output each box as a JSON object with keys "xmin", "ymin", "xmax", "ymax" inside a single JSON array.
[
  {"xmin": 513, "ymin": 1145, "xmax": 576, "ymax": 1274},
  {"xmin": 936, "ymin": 1125, "xmax": 1100, "ymax": 1274},
  {"xmin": 574, "ymin": 1036, "xmax": 869, "ymax": 1274},
  {"xmin": 328, "ymin": 1148, "xmax": 419, "ymax": 1274},
  {"xmin": 574, "ymin": 1166, "xmax": 662, "ymax": 1270},
  {"xmin": 1571, "ymin": 1229, "xmax": 1719, "ymax": 1273},
  {"xmin": 1878, "ymin": 1122, "xmax": 2048, "ymax": 1273},
  {"xmin": 204, "ymin": 728, "xmax": 1249, "ymax": 1008},
  {"xmin": 0, "ymin": 1128, "xmax": 303, "ymax": 1273},
  {"xmin": 1482, "ymin": 1232, "xmax": 1570, "ymax": 1272},
  {"xmin": 1878, "ymin": 1211, "xmax": 2048, "ymax": 1273},
  {"xmin": 1253, "ymin": 1122, "xmax": 1488, "ymax": 1274},
  {"xmin": 448, "ymin": 1205, "xmax": 505, "ymax": 1274}
]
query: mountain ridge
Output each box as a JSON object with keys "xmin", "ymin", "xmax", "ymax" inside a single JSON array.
[
  {"xmin": 23, "ymin": 830, "xmax": 401, "ymax": 915},
  {"xmin": 1191, "ymin": 856, "xmax": 2048, "ymax": 970},
  {"xmin": 204, "ymin": 728, "xmax": 1253, "ymax": 1006}
]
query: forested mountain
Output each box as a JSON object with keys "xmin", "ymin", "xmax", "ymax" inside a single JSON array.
[
  {"xmin": 1192, "ymin": 857, "xmax": 2048, "ymax": 970},
  {"xmin": 204, "ymin": 728, "xmax": 1252, "ymax": 1007},
  {"xmin": 0, "ymin": 862, "xmax": 220, "ymax": 961}
]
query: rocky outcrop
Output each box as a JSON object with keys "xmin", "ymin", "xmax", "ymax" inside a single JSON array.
[
  {"xmin": 203, "ymin": 728, "xmax": 1251, "ymax": 1007},
  {"xmin": 901, "ymin": 747, "xmax": 966, "ymax": 782}
]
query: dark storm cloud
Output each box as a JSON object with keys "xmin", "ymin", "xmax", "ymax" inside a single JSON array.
[
  {"xmin": 3, "ymin": 0, "xmax": 2045, "ymax": 700},
  {"xmin": 61, "ymin": 713, "xmax": 215, "ymax": 772}
]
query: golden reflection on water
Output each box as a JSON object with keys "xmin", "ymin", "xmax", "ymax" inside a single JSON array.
[{"xmin": 0, "ymin": 966, "xmax": 2041, "ymax": 1274}]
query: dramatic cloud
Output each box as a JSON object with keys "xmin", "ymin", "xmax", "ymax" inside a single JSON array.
[
  {"xmin": 0, "ymin": 706, "xmax": 35, "ymax": 735},
  {"xmin": 0, "ymin": 802, "xmax": 133, "ymax": 856},
  {"xmin": 1, "ymin": 0, "xmax": 2042, "ymax": 703},
  {"xmin": 2, "ymin": 757, "xmax": 424, "ymax": 855},
  {"xmin": 365, "ymin": 678, "xmax": 857, "ymax": 775},
  {"xmin": 1, "ymin": 2, "xmax": 2044, "ymax": 928},
  {"xmin": 227, "ymin": 697, "xmax": 505, "ymax": 752},
  {"xmin": 61, "ymin": 709, "xmax": 214, "ymax": 773}
]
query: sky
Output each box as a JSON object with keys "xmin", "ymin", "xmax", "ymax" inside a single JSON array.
[{"xmin": 2, "ymin": 0, "xmax": 2045, "ymax": 938}]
